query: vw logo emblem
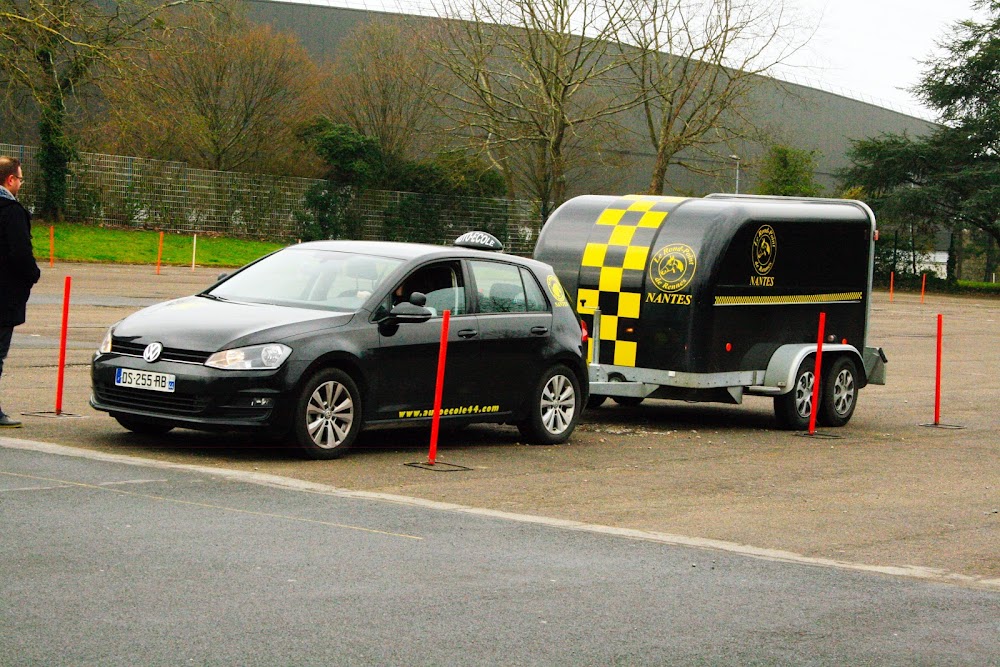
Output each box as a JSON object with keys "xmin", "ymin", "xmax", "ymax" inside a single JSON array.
[{"xmin": 143, "ymin": 342, "xmax": 163, "ymax": 363}]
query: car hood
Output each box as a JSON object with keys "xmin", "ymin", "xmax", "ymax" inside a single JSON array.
[{"xmin": 112, "ymin": 296, "xmax": 355, "ymax": 351}]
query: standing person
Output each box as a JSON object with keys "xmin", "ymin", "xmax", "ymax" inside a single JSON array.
[{"xmin": 0, "ymin": 157, "xmax": 41, "ymax": 427}]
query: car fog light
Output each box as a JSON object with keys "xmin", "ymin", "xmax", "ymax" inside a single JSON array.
[{"xmin": 250, "ymin": 397, "xmax": 274, "ymax": 408}]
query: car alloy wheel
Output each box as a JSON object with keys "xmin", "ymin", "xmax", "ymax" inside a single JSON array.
[
  {"xmin": 518, "ymin": 364, "xmax": 580, "ymax": 445},
  {"xmin": 293, "ymin": 368, "xmax": 362, "ymax": 458},
  {"xmin": 541, "ymin": 372, "xmax": 576, "ymax": 435}
]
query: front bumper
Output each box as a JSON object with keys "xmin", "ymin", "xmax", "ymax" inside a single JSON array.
[{"xmin": 90, "ymin": 353, "xmax": 290, "ymax": 429}]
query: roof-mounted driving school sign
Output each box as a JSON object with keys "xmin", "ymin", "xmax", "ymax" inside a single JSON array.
[{"xmin": 454, "ymin": 231, "xmax": 504, "ymax": 251}]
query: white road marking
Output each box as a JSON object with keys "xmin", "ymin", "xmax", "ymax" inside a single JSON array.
[
  {"xmin": 1, "ymin": 484, "xmax": 73, "ymax": 492},
  {"xmin": 3, "ymin": 435, "xmax": 998, "ymax": 591},
  {"xmin": 98, "ymin": 478, "xmax": 169, "ymax": 486}
]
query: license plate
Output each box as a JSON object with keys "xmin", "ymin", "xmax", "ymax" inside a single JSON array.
[{"xmin": 114, "ymin": 368, "xmax": 176, "ymax": 393}]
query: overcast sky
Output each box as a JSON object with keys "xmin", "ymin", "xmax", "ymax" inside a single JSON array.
[{"xmin": 776, "ymin": 0, "xmax": 982, "ymax": 118}]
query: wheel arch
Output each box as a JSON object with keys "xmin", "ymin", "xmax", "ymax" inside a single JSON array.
[
  {"xmin": 295, "ymin": 351, "xmax": 369, "ymax": 401},
  {"xmin": 765, "ymin": 344, "xmax": 867, "ymax": 395}
]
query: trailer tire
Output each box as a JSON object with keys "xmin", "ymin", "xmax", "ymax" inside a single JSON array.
[
  {"xmin": 517, "ymin": 364, "xmax": 580, "ymax": 445},
  {"xmin": 612, "ymin": 396, "xmax": 644, "ymax": 407},
  {"xmin": 818, "ymin": 356, "xmax": 858, "ymax": 427},
  {"xmin": 773, "ymin": 356, "xmax": 816, "ymax": 430},
  {"xmin": 586, "ymin": 394, "xmax": 608, "ymax": 409}
]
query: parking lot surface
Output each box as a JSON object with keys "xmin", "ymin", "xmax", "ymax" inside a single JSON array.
[
  {"xmin": 5, "ymin": 261, "xmax": 1000, "ymax": 587},
  {"xmin": 3, "ymin": 442, "xmax": 999, "ymax": 665}
]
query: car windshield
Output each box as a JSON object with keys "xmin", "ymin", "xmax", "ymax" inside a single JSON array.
[{"xmin": 206, "ymin": 248, "xmax": 403, "ymax": 312}]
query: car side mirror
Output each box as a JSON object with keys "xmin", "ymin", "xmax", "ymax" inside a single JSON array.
[
  {"xmin": 217, "ymin": 272, "xmax": 229, "ymax": 282},
  {"xmin": 389, "ymin": 300, "xmax": 433, "ymax": 323}
]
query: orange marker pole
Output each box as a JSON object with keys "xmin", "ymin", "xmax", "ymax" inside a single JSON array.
[
  {"xmin": 427, "ymin": 309, "xmax": 452, "ymax": 465},
  {"xmin": 889, "ymin": 272, "xmax": 894, "ymax": 302},
  {"xmin": 55, "ymin": 276, "xmax": 71, "ymax": 415},
  {"xmin": 921, "ymin": 273, "xmax": 927, "ymax": 304},
  {"xmin": 156, "ymin": 231, "xmax": 164, "ymax": 275},
  {"xmin": 49, "ymin": 225, "xmax": 55, "ymax": 267},
  {"xmin": 192, "ymin": 233, "xmax": 197, "ymax": 272},
  {"xmin": 808, "ymin": 312, "xmax": 826, "ymax": 435}
]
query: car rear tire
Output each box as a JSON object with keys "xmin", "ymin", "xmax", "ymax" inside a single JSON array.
[
  {"xmin": 773, "ymin": 356, "xmax": 816, "ymax": 430},
  {"xmin": 292, "ymin": 368, "xmax": 362, "ymax": 459},
  {"xmin": 517, "ymin": 364, "xmax": 580, "ymax": 445},
  {"xmin": 818, "ymin": 356, "xmax": 858, "ymax": 427},
  {"xmin": 113, "ymin": 414, "xmax": 174, "ymax": 435}
]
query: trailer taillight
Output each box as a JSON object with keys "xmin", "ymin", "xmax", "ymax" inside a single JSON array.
[
  {"xmin": 580, "ymin": 319, "xmax": 589, "ymax": 343},
  {"xmin": 725, "ymin": 343, "xmax": 732, "ymax": 352}
]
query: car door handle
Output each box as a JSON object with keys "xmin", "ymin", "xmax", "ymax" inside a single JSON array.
[
  {"xmin": 530, "ymin": 326, "xmax": 549, "ymax": 335},
  {"xmin": 457, "ymin": 329, "xmax": 479, "ymax": 338}
]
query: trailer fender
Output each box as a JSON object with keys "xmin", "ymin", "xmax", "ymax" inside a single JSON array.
[{"xmin": 764, "ymin": 344, "xmax": 866, "ymax": 395}]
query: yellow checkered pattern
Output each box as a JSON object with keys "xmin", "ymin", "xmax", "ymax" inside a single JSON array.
[{"xmin": 578, "ymin": 195, "xmax": 686, "ymax": 367}]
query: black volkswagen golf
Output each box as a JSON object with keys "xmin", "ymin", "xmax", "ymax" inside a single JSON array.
[{"xmin": 91, "ymin": 233, "xmax": 588, "ymax": 458}]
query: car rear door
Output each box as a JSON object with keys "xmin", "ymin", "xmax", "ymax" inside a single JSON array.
[{"xmin": 469, "ymin": 260, "xmax": 553, "ymax": 411}]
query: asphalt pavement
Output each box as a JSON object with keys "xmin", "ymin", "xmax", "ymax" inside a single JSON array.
[{"xmin": 2, "ymin": 439, "xmax": 998, "ymax": 666}]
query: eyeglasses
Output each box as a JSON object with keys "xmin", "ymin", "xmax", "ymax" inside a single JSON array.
[{"xmin": 12, "ymin": 176, "xmax": 24, "ymax": 183}]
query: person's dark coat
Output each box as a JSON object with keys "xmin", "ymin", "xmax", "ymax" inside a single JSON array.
[{"xmin": 0, "ymin": 197, "xmax": 41, "ymax": 327}]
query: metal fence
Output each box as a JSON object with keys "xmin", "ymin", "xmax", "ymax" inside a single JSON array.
[{"xmin": 0, "ymin": 143, "xmax": 542, "ymax": 255}]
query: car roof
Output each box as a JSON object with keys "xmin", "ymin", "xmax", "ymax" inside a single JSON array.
[{"xmin": 292, "ymin": 239, "xmax": 550, "ymax": 270}]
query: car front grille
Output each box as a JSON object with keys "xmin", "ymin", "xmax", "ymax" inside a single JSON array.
[
  {"xmin": 112, "ymin": 339, "xmax": 211, "ymax": 364},
  {"xmin": 94, "ymin": 385, "xmax": 210, "ymax": 415}
]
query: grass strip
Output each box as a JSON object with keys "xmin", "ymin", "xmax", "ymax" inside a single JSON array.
[{"xmin": 31, "ymin": 222, "xmax": 286, "ymax": 268}]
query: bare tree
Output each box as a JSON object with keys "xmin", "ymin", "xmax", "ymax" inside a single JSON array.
[
  {"xmin": 94, "ymin": 4, "xmax": 324, "ymax": 175},
  {"xmin": 325, "ymin": 19, "xmax": 441, "ymax": 163},
  {"xmin": 431, "ymin": 0, "xmax": 642, "ymax": 219},
  {"xmin": 616, "ymin": 0, "xmax": 805, "ymax": 194},
  {"xmin": 0, "ymin": 0, "xmax": 209, "ymax": 218}
]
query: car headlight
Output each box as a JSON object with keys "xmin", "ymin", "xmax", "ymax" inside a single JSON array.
[
  {"xmin": 98, "ymin": 326, "xmax": 114, "ymax": 355},
  {"xmin": 204, "ymin": 344, "xmax": 292, "ymax": 370}
]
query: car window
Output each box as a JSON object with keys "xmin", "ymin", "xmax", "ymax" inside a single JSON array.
[
  {"xmin": 520, "ymin": 268, "xmax": 550, "ymax": 312},
  {"xmin": 471, "ymin": 261, "xmax": 527, "ymax": 314},
  {"xmin": 377, "ymin": 261, "xmax": 467, "ymax": 318},
  {"xmin": 209, "ymin": 248, "xmax": 401, "ymax": 311}
]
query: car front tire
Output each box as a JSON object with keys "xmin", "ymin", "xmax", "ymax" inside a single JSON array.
[
  {"xmin": 517, "ymin": 364, "xmax": 581, "ymax": 445},
  {"xmin": 292, "ymin": 368, "xmax": 362, "ymax": 459}
]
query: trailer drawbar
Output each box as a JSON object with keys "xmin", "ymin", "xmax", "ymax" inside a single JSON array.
[{"xmin": 533, "ymin": 193, "xmax": 888, "ymax": 429}]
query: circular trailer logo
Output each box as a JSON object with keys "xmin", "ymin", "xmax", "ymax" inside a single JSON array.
[
  {"xmin": 649, "ymin": 244, "xmax": 697, "ymax": 293},
  {"xmin": 752, "ymin": 225, "xmax": 777, "ymax": 275}
]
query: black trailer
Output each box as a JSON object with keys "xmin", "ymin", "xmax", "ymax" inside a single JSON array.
[{"xmin": 533, "ymin": 193, "xmax": 887, "ymax": 429}]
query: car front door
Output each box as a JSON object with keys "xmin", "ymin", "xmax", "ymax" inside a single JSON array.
[{"xmin": 372, "ymin": 260, "xmax": 482, "ymax": 422}]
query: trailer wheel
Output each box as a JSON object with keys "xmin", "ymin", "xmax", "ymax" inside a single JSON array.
[
  {"xmin": 586, "ymin": 394, "xmax": 608, "ymax": 409},
  {"xmin": 612, "ymin": 396, "xmax": 644, "ymax": 407},
  {"xmin": 818, "ymin": 357, "xmax": 858, "ymax": 427},
  {"xmin": 773, "ymin": 357, "xmax": 816, "ymax": 430},
  {"xmin": 517, "ymin": 364, "xmax": 580, "ymax": 445}
]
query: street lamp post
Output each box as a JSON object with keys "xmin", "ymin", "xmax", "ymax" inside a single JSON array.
[{"xmin": 729, "ymin": 154, "xmax": 741, "ymax": 194}]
